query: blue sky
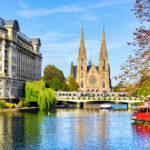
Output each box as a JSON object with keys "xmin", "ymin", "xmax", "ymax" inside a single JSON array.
[{"xmin": 0, "ymin": 0, "xmax": 139, "ymax": 86}]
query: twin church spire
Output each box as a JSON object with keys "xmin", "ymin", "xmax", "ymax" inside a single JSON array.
[
  {"xmin": 78, "ymin": 26, "xmax": 108, "ymax": 66},
  {"xmin": 71, "ymin": 26, "xmax": 111, "ymax": 92}
]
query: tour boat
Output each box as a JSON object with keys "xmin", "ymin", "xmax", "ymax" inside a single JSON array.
[
  {"xmin": 99, "ymin": 103, "xmax": 112, "ymax": 109},
  {"xmin": 131, "ymin": 105, "xmax": 150, "ymax": 123}
]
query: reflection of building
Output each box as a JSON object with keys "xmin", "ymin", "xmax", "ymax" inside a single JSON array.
[
  {"xmin": 70, "ymin": 27, "xmax": 112, "ymax": 92},
  {"xmin": 0, "ymin": 18, "xmax": 42, "ymax": 100}
]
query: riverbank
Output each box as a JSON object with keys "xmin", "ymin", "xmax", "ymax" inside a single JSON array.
[{"xmin": 0, "ymin": 107, "xmax": 38, "ymax": 113}]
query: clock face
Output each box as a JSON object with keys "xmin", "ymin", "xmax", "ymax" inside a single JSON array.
[{"xmin": 89, "ymin": 75, "xmax": 97, "ymax": 85}]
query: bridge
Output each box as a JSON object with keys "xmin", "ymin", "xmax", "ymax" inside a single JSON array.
[{"xmin": 56, "ymin": 91, "xmax": 143, "ymax": 109}]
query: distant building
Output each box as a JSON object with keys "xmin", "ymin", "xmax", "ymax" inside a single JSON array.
[
  {"xmin": 70, "ymin": 27, "xmax": 112, "ymax": 92},
  {"xmin": 0, "ymin": 18, "xmax": 42, "ymax": 100}
]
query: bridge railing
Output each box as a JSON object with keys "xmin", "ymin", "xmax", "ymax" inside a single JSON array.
[
  {"xmin": 56, "ymin": 96, "xmax": 142, "ymax": 101},
  {"xmin": 56, "ymin": 91, "xmax": 129, "ymax": 97}
]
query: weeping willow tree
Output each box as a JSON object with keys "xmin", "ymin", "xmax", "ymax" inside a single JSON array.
[
  {"xmin": 25, "ymin": 80, "xmax": 57, "ymax": 111},
  {"xmin": 37, "ymin": 88, "xmax": 57, "ymax": 111}
]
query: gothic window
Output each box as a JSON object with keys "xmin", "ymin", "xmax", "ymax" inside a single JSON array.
[
  {"xmin": 81, "ymin": 81, "xmax": 84, "ymax": 88},
  {"xmin": 103, "ymin": 81, "xmax": 105, "ymax": 88},
  {"xmin": 103, "ymin": 73, "xmax": 105, "ymax": 79},
  {"xmin": 81, "ymin": 58, "xmax": 83, "ymax": 70},
  {"xmin": 103, "ymin": 59, "xmax": 105, "ymax": 71},
  {"xmin": 89, "ymin": 75, "xmax": 97, "ymax": 85}
]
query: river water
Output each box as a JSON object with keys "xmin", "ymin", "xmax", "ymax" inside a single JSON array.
[{"xmin": 0, "ymin": 104, "xmax": 150, "ymax": 150}]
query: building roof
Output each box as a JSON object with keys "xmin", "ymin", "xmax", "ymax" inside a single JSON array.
[
  {"xmin": 4, "ymin": 20, "xmax": 19, "ymax": 31},
  {"xmin": 73, "ymin": 65, "xmax": 99, "ymax": 78},
  {"xmin": 30, "ymin": 38, "xmax": 41, "ymax": 46}
]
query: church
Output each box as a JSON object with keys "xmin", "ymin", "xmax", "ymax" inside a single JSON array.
[{"xmin": 70, "ymin": 27, "xmax": 112, "ymax": 92}]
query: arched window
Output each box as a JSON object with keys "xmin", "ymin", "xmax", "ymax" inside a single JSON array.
[
  {"xmin": 103, "ymin": 81, "xmax": 105, "ymax": 88},
  {"xmin": 103, "ymin": 59, "xmax": 105, "ymax": 71},
  {"xmin": 81, "ymin": 81, "xmax": 84, "ymax": 88},
  {"xmin": 81, "ymin": 58, "xmax": 83, "ymax": 70},
  {"xmin": 103, "ymin": 73, "xmax": 105, "ymax": 79}
]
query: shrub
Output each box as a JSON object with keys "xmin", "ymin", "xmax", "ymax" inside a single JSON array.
[
  {"xmin": 6, "ymin": 103, "xmax": 14, "ymax": 108},
  {"xmin": 0, "ymin": 101, "xmax": 8, "ymax": 109},
  {"xmin": 18, "ymin": 98, "xmax": 30, "ymax": 108},
  {"xmin": 83, "ymin": 97, "xmax": 85, "ymax": 100},
  {"xmin": 72, "ymin": 97, "xmax": 74, "ymax": 100},
  {"xmin": 88, "ymin": 97, "xmax": 90, "ymax": 100},
  {"xmin": 67, "ymin": 97, "xmax": 69, "ymax": 100},
  {"xmin": 78, "ymin": 97, "xmax": 80, "ymax": 100},
  {"xmin": 98, "ymin": 97, "xmax": 100, "ymax": 100}
]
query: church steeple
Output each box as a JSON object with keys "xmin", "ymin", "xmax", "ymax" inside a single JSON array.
[
  {"xmin": 100, "ymin": 27, "xmax": 108, "ymax": 58},
  {"xmin": 70, "ymin": 61, "xmax": 74, "ymax": 77},
  {"xmin": 89, "ymin": 49, "xmax": 92, "ymax": 66},
  {"xmin": 78, "ymin": 25, "xmax": 86, "ymax": 59},
  {"xmin": 80, "ymin": 25, "xmax": 84, "ymax": 44},
  {"xmin": 99, "ymin": 27, "xmax": 111, "ymax": 92},
  {"xmin": 76, "ymin": 26, "xmax": 87, "ymax": 91}
]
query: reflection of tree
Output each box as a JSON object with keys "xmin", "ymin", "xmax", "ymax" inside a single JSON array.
[
  {"xmin": 0, "ymin": 112, "xmax": 25, "ymax": 150},
  {"xmin": 0, "ymin": 112, "xmax": 45, "ymax": 150}
]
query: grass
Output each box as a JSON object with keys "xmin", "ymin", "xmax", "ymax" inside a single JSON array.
[{"xmin": 0, "ymin": 101, "xmax": 8, "ymax": 109}]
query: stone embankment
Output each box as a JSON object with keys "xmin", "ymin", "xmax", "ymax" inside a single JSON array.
[{"xmin": 0, "ymin": 107, "xmax": 38, "ymax": 113}]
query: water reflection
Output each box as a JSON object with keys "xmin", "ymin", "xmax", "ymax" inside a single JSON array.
[{"xmin": 0, "ymin": 109, "xmax": 150, "ymax": 150}]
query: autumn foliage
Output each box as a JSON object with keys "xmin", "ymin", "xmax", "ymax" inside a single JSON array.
[{"xmin": 116, "ymin": 0, "xmax": 150, "ymax": 96}]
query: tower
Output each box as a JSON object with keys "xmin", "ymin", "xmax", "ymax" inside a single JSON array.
[
  {"xmin": 76, "ymin": 26, "xmax": 87, "ymax": 91},
  {"xmin": 70, "ymin": 61, "xmax": 74, "ymax": 77},
  {"xmin": 99, "ymin": 27, "xmax": 111, "ymax": 92}
]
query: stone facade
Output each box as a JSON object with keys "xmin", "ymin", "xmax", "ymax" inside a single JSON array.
[
  {"xmin": 0, "ymin": 18, "xmax": 42, "ymax": 100},
  {"xmin": 70, "ymin": 27, "xmax": 112, "ymax": 92}
]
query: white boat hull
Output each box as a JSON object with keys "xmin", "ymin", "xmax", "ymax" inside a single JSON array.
[{"xmin": 100, "ymin": 104, "xmax": 112, "ymax": 109}]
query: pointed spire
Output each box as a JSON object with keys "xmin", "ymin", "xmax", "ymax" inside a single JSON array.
[
  {"xmin": 70, "ymin": 61, "xmax": 74, "ymax": 77},
  {"xmin": 78, "ymin": 25, "xmax": 86, "ymax": 60},
  {"xmin": 80, "ymin": 25, "xmax": 84, "ymax": 44},
  {"xmin": 102, "ymin": 27, "xmax": 106, "ymax": 42},
  {"xmin": 89, "ymin": 48, "xmax": 92, "ymax": 66},
  {"xmin": 100, "ymin": 26, "xmax": 108, "ymax": 57}
]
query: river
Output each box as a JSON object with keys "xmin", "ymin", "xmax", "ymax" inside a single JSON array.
[{"xmin": 0, "ymin": 104, "xmax": 150, "ymax": 150}]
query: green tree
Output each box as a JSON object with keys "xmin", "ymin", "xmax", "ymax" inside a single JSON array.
[
  {"xmin": 25, "ymin": 80, "xmax": 57, "ymax": 111},
  {"xmin": 43, "ymin": 65, "xmax": 65, "ymax": 82},
  {"xmin": 67, "ymin": 76, "xmax": 79, "ymax": 91},
  {"xmin": 61, "ymin": 82, "xmax": 69, "ymax": 91},
  {"xmin": 114, "ymin": 85, "xmax": 120, "ymax": 92},
  {"xmin": 135, "ymin": 77, "xmax": 150, "ymax": 97},
  {"xmin": 48, "ymin": 76, "xmax": 62, "ymax": 91}
]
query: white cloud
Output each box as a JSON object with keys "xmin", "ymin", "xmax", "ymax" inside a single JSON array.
[
  {"xmin": 19, "ymin": 1, "xmax": 114, "ymax": 18},
  {"xmin": 19, "ymin": 5, "xmax": 85, "ymax": 18}
]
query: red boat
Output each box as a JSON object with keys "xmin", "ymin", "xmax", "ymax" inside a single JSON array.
[{"xmin": 131, "ymin": 105, "xmax": 150, "ymax": 123}]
